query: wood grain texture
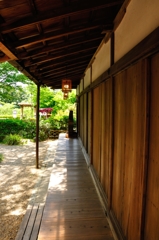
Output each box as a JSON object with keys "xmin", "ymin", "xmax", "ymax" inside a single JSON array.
[
  {"xmin": 38, "ymin": 135, "xmax": 114, "ymax": 240},
  {"xmin": 79, "ymin": 96, "xmax": 84, "ymax": 142},
  {"xmin": 83, "ymin": 93, "xmax": 88, "ymax": 150},
  {"xmin": 92, "ymin": 86, "xmax": 101, "ymax": 177},
  {"xmin": 87, "ymin": 92, "xmax": 92, "ymax": 156},
  {"xmin": 144, "ymin": 52, "xmax": 159, "ymax": 240},
  {"xmin": 112, "ymin": 60, "xmax": 147, "ymax": 240}
]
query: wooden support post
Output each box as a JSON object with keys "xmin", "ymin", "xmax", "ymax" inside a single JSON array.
[{"xmin": 36, "ymin": 83, "xmax": 40, "ymax": 169}]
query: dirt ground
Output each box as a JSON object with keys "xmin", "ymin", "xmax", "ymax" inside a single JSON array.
[{"xmin": 0, "ymin": 140, "xmax": 57, "ymax": 240}]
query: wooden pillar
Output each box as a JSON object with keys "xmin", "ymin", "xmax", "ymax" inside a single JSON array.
[{"xmin": 36, "ymin": 83, "xmax": 40, "ymax": 169}]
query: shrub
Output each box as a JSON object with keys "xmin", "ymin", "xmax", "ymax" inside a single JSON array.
[
  {"xmin": 3, "ymin": 134, "xmax": 23, "ymax": 145},
  {"xmin": 0, "ymin": 119, "xmax": 36, "ymax": 141}
]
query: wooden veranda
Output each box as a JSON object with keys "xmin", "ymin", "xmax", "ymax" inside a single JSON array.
[{"xmin": 15, "ymin": 134, "xmax": 115, "ymax": 240}]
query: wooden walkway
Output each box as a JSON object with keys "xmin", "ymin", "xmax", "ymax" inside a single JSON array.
[
  {"xmin": 38, "ymin": 135, "xmax": 114, "ymax": 240},
  {"xmin": 15, "ymin": 134, "xmax": 115, "ymax": 240}
]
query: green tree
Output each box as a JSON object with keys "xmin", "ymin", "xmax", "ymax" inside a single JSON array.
[
  {"xmin": 26, "ymin": 84, "xmax": 55, "ymax": 108},
  {"xmin": 0, "ymin": 62, "xmax": 31, "ymax": 104}
]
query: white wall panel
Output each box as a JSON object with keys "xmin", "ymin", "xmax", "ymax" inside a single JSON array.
[
  {"xmin": 79, "ymin": 79, "xmax": 84, "ymax": 93},
  {"xmin": 115, "ymin": 0, "xmax": 159, "ymax": 62},
  {"xmin": 92, "ymin": 40, "xmax": 110, "ymax": 82},
  {"xmin": 76, "ymin": 85, "xmax": 80, "ymax": 95},
  {"xmin": 84, "ymin": 68, "xmax": 91, "ymax": 89}
]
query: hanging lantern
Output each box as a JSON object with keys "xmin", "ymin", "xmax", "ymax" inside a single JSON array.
[
  {"xmin": 62, "ymin": 79, "xmax": 72, "ymax": 93},
  {"xmin": 63, "ymin": 91, "xmax": 69, "ymax": 100}
]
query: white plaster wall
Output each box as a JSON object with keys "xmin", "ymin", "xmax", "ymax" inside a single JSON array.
[
  {"xmin": 84, "ymin": 68, "xmax": 91, "ymax": 89},
  {"xmin": 115, "ymin": 0, "xmax": 159, "ymax": 62},
  {"xmin": 92, "ymin": 40, "xmax": 110, "ymax": 82},
  {"xmin": 79, "ymin": 79, "xmax": 83, "ymax": 93},
  {"xmin": 76, "ymin": 85, "xmax": 79, "ymax": 95}
]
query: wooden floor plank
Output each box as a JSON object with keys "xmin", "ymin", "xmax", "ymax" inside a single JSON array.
[
  {"xmin": 23, "ymin": 204, "xmax": 39, "ymax": 240},
  {"xmin": 38, "ymin": 135, "xmax": 114, "ymax": 240},
  {"xmin": 30, "ymin": 204, "xmax": 44, "ymax": 240},
  {"xmin": 15, "ymin": 205, "xmax": 33, "ymax": 240}
]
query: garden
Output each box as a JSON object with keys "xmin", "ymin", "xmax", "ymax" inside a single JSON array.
[
  {"xmin": 0, "ymin": 61, "xmax": 77, "ymax": 240},
  {"xmin": 0, "ymin": 62, "xmax": 77, "ymax": 146}
]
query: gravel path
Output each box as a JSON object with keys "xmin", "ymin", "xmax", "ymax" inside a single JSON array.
[{"xmin": 0, "ymin": 139, "xmax": 58, "ymax": 240}]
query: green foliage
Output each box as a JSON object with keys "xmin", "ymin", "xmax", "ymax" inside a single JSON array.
[
  {"xmin": 0, "ymin": 119, "xmax": 36, "ymax": 141},
  {"xmin": 0, "ymin": 115, "xmax": 20, "ymax": 119},
  {"xmin": 46, "ymin": 114, "xmax": 69, "ymax": 130},
  {"xmin": 3, "ymin": 134, "xmax": 23, "ymax": 145},
  {"xmin": 26, "ymin": 84, "xmax": 55, "ymax": 108},
  {"xmin": 0, "ymin": 153, "xmax": 3, "ymax": 163},
  {"xmin": 39, "ymin": 120, "xmax": 51, "ymax": 141},
  {"xmin": 0, "ymin": 102, "xmax": 19, "ymax": 115},
  {"xmin": 0, "ymin": 62, "xmax": 32, "ymax": 104},
  {"xmin": 0, "ymin": 118, "xmax": 51, "ymax": 142},
  {"xmin": 52, "ymin": 90, "xmax": 76, "ymax": 115}
]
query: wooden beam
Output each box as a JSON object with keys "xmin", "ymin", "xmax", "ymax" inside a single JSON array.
[
  {"xmin": 40, "ymin": 71, "xmax": 83, "ymax": 83},
  {"xmin": 37, "ymin": 63, "xmax": 87, "ymax": 78},
  {"xmin": 39, "ymin": 68, "xmax": 84, "ymax": 81},
  {"xmin": 24, "ymin": 45, "xmax": 97, "ymax": 67},
  {"xmin": 13, "ymin": 23, "xmax": 112, "ymax": 49},
  {"xmin": 18, "ymin": 36, "xmax": 103, "ymax": 59},
  {"xmin": 29, "ymin": 53, "xmax": 93, "ymax": 72},
  {"xmin": 36, "ymin": 60, "xmax": 88, "ymax": 76},
  {"xmin": 0, "ymin": 42, "xmax": 17, "ymax": 60},
  {"xmin": 1, "ymin": 0, "xmax": 123, "ymax": 34}
]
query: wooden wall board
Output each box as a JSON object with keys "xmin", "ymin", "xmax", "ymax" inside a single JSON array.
[
  {"xmin": 79, "ymin": 96, "xmax": 84, "ymax": 142},
  {"xmin": 100, "ymin": 79, "xmax": 113, "ymax": 201},
  {"xmin": 87, "ymin": 92, "xmax": 92, "ymax": 156},
  {"xmin": 112, "ymin": 70, "xmax": 126, "ymax": 222},
  {"xmin": 100, "ymin": 82, "xmax": 106, "ymax": 192},
  {"xmin": 144, "ymin": 52, "xmax": 159, "ymax": 240},
  {"xmin": 112, "ymin": 60, "xmax": 147, "ymax": 240},
  {"xmin": 83, "ymin": 93, "xmax": 88, "ymax": 150},
  {"xmin": 92, "ymin": 86, "xmax": 101, "ymax": 177}
]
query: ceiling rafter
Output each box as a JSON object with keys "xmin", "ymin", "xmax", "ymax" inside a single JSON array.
[
  {"xmin": 38, "ymin": 63, "xmax": 87, "ymax": 78},
  {"xmin": 28, "ymin": 53, "xmax": 96, "ymax": 75},
  {"xmin": 24, "ymin": 45, "xmax": 98, "ymax": 67},
  {"xmin": 12, "ymin": 23, "xmax": 112, "ymax": 49},
  {"xmin": 1, "ymin": 0, "xmax": 123, "ymax": 33},
  {"xmin": 36, "ymin": 60, "xmax": 89, "ymax": 76},
  {"xmin": 18, "ymin": 36, "xmax": 103, "ymax": 59},
  {"xmin": 0, "ymin": 0, "xmax": 126, "ymax": 89}
]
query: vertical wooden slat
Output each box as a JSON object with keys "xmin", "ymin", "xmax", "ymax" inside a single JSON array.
[
  {"xmin": 92, "ymin": 86, "xmax": 100, "ymax": 175},
  {"xmin": 111, "ymin": 60, "xmax": 148, "ymax": 240},
  {"xmin": 144, "ymin": 52, "xmax": 159, "ymax": 240},
  {"xmin": 90, "ymin": 65, "xmax": 94, "ymax": 165},
  {"xmin": 139, "ymin": 59, "xmax": 150, "ymax": 240},
  {"xmin": 86, "ymin": 93, "xmax": 88, "ymax": 152},
  {"xmin": 100, "ymin": 82, "xmax": 106, "ymax": 190},
  {"xmin": 79, "ymin": 96, "xmax": 84, "ymax": 141},
  {"xmin": 108, "ymin": 77, "xmax": 114, "ymax": 210},
  {"xmin": 83, "ymin": 93, "xmax": 88, "ymax": 150},
  {"xmin": 88, "ymin": 91, "xmax": 92, "ymax": 157}
]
